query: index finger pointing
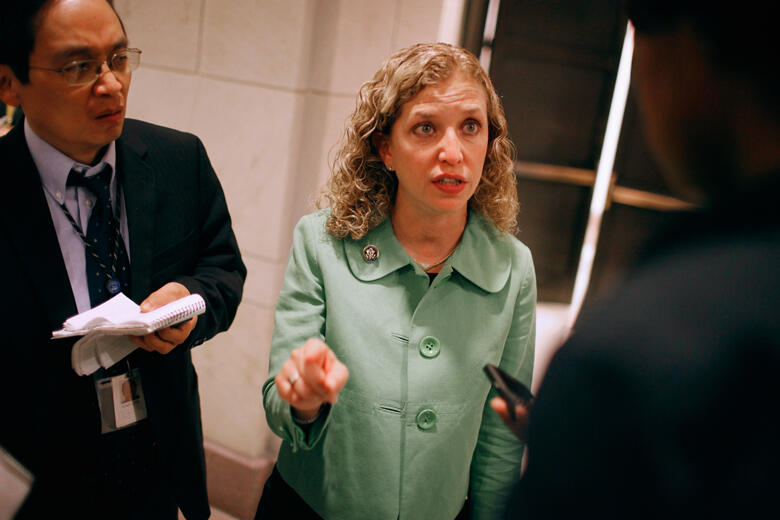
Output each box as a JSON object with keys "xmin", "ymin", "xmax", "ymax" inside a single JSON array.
[
  {"xmin": 323, "ymin": 359, "xmax": 348, "ymax": 402},
  {"xmin": 302, "ymin": 352, "xmax": 327, "ymax": 395}
]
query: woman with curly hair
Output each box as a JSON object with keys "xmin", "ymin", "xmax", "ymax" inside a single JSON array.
[{"xmin": 258, "ymin": 42, "xmax": 536, "ymax": 520}]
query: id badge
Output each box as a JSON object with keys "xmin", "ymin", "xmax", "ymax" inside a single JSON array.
[{"xmin": 95, "ymin": 368, "xmax": 148, "ymax": 433}]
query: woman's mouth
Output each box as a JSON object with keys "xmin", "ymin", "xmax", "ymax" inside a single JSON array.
[
  {"xmin": 435, "ymin": 178, "xmax": 463, "ymax": 186},
  {"xmin": 433, "ymin": 176, "xmax": 467, "ymax": 194}
]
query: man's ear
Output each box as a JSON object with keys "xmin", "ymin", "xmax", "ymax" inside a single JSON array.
[
  {"xmin": 372, "ymin": 131, "xmax": 392, "ymax": 169},
  {"xmin": 0, "ymin": 65, "xmax": 22, "ymax": 107}
]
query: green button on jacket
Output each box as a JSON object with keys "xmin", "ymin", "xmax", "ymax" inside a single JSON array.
[
  {"xmin": 419, "ymin": 336, "xmax": 441, "ymax": 358},
  {"xmin": 263, "ymin": 209, "xmax": 536, "ymax": 520}
]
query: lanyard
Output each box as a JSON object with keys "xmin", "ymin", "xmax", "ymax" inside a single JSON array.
[{"xmin": 57, "ymin": 191, "xmax": 125, "ymax": 286}]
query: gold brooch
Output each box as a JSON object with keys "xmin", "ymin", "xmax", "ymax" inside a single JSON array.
[{"xmin": 362, "ymin": 245, "xmax": 379, "ymax": 263}]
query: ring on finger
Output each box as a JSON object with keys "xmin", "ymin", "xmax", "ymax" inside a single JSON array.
[{"xmin": 288, "ymin": 372, "xmax": 300, "ymax": 386}]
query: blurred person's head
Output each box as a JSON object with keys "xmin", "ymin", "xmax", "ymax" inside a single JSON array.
[
  {"xmin": 625, "ymin": 1, "xmax": 780, "ymax": 203},
  {"xmin": 0, "ymin": 0, "xmax": 132, "ymax": 164},
  {"xmin": 320, "ymin": 42, "xmax": 517, "ymax": 239}
]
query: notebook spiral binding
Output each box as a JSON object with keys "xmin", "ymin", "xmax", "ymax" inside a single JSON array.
[{"xmin": 151, "ymin": 297, "xmax": 205, "ymax": 330}]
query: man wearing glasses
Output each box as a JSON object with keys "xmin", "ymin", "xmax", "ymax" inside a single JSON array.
[{"xmin": 0, "ymin": 1, "xmax": 246, "ymax": 518}]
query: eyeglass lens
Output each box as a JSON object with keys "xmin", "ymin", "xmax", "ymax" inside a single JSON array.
[{"xmin": 67, "ymin": 50, "xmax": 140, "ymax": 85}]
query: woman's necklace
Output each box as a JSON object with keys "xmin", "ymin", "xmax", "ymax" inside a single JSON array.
[{"xmin": 413, "ymin": 243, "xmax": 458, "ymax": 272}]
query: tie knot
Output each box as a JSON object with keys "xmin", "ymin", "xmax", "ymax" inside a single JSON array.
[{"xmin": 67, "ymin": 164, "xmax": 113, "ymax": 198}]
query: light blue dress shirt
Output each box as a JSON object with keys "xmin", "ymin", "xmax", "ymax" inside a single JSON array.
[{"xmin": 25, "ymin": 120, "xmax": 130, "ymax": 313}]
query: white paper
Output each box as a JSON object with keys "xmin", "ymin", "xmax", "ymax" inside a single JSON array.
[
  {"xmin": 71, "ymin": 333, "xmax": 138, "ymax": 376},
  {"xmin": 0, "ymin": 446, "xmax": 33, "ymax": 520},
  {"xmin": 53, "ymin": 292, "xmax": 206, "ymax": 338},
  {"xmin": 61, "ymin": 293, "xmax": 140, "ymax": 331}
]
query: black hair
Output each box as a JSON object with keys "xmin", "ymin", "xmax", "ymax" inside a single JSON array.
[
  {"xmin": 624, "ymin": 1, "xmax": 778, "ymax": 107},
  {"xmin": 0, "ymin": 0, "xmax": 124, "ymax": 84},
  {"xmin": 0, "ymin": 1, "xmax": 49, "ymax": 84}
]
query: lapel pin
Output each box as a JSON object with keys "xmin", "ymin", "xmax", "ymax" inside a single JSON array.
[{"xmin": 362, "ymin": 245, "xmax": 379, "ymax": 263}]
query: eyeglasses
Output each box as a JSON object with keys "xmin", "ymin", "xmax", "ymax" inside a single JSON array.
[{"xmin": 29, "ymin": 48, "xmax": 142, "ymax": 86}]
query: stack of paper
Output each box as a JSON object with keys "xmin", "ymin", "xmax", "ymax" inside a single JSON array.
[
  {"xmin": 0, "ymin": 445, "xmax": 33, "ymax": 520},
  {"xmin": 54, "ymin": 293, "xmax": 206, "ymax": 337},
  {"xmin": 52, "ymin": 293, "xmax": 206, "ymax": 375},
  {"xmin": 70, "ymin": 333, "xmax": 140, "ymax": 376}
]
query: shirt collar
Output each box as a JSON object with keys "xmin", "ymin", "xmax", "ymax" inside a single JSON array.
[
  {"xmin": 449, "ymin": 211, "xmax": 512, "ymax": 292},
  {"xmin": 25, "ymin": 119, "xmax": 117, "ymax": 203},
  {"xmin": 344, "ymin": 210, "xmax": 512, "ymax": 293}
]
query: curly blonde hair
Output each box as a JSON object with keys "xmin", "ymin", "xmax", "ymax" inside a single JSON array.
[{"xmin": 319, "ymin": 42, "xmax": 518, "ymax": 239}]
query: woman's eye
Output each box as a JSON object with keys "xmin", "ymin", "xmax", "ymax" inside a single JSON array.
[
  {"xmin": 463, "ymin": 120, "xmax": 481, "ymax": 134},
  {"xmin": 414, "ymin": 123, "xmax": 434, "ymax": 136}
]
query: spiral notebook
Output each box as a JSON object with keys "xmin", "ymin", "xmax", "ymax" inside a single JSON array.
[{"xmin": 52, "ymin": 292, "xmax": 206, "ymax": 338}]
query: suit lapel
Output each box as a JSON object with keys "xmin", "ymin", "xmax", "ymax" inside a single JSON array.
[
  {"xmin": 115, "ymin": 126, "xmax": 156, "ymax": 304},
  {"xmin": 0, "ymin": 124, "xmax": 77, "ymax": 328}
]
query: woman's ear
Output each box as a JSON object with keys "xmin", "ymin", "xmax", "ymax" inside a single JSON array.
[{"xmin": 372, "ymin": 132, "xmax": 392, "ymax": 170}]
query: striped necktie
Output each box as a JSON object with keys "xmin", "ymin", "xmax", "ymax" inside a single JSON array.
[{"xmin": 66, "ymin": 165, "xmax": 131, "ymax": 306}]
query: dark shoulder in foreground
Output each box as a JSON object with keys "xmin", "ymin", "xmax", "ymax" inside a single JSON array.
[
  {"xmin": 512, "ymin": 189, "xmax": 780, "ymax": 519},
  {"xmin": 571, "ymin": 175, "xmax": 780, "ymax": 364}
]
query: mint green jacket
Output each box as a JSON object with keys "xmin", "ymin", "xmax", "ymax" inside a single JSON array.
[{"xmin": 263, "ymin": 209, "xmax": 536, "ymax": 520}]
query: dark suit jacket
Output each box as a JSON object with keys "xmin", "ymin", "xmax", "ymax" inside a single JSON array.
[
  {"xmin": 0, "ymin": 119, "xmax": 246, "ymax": 519},
  {"xmin": 507, "ymin": 176, "xmax": 780, "ymax": 519}
]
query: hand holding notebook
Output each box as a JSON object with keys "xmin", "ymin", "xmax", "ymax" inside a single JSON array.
[
  {"xmin": 52, "ymin": 292, "xmax": 206, "ymax": 338},
  {"xmin": 52, "ymin": 292, "xmax": 206, "ymax": 375}
]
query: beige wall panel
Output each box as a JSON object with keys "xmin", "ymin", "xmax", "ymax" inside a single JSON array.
[
  {"xmin": 125, "ymin": 67, "xmax": 200, "ymax": 133},
  {"xmin": 241, "ymin": 255, "xmax": 286, "ymax": 310},
  {"xmin": 313, "ymin": 94, "xmax": 358, "ymax": 189},
  {"xmin": 307, "ymin": 0, "xmax": 397, "ymax": 95},
  {"xmin": 192, "ymin": 303, "xmax": 277, "ymax": 458},
  {"xmin": 278, "ymin": 92, "xmax": 354, "ymax": 238},
  {"xmin": 201, "ymin": 0, "xmax": 315, "ymax": 89},
  {"xmin": 115, "ymin": 0, "xmax": 202, "ymax": 72},
  {"xmin": 394, "ymin": 0, "xmax": 446, "ymax": 49},
  {"xmin": 187, "ymin": 79, "xmax": 299, "ymax": 262}
]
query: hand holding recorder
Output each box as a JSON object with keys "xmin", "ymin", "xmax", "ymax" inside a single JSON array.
[{"xmin": 484, "ymin": 363, "xmax": 534, "ymax": 442}]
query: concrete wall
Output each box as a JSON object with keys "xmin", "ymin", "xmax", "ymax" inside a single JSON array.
[{"xmin": 114, "ymin": 0, "xmax": 445, "ymax": 460}]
